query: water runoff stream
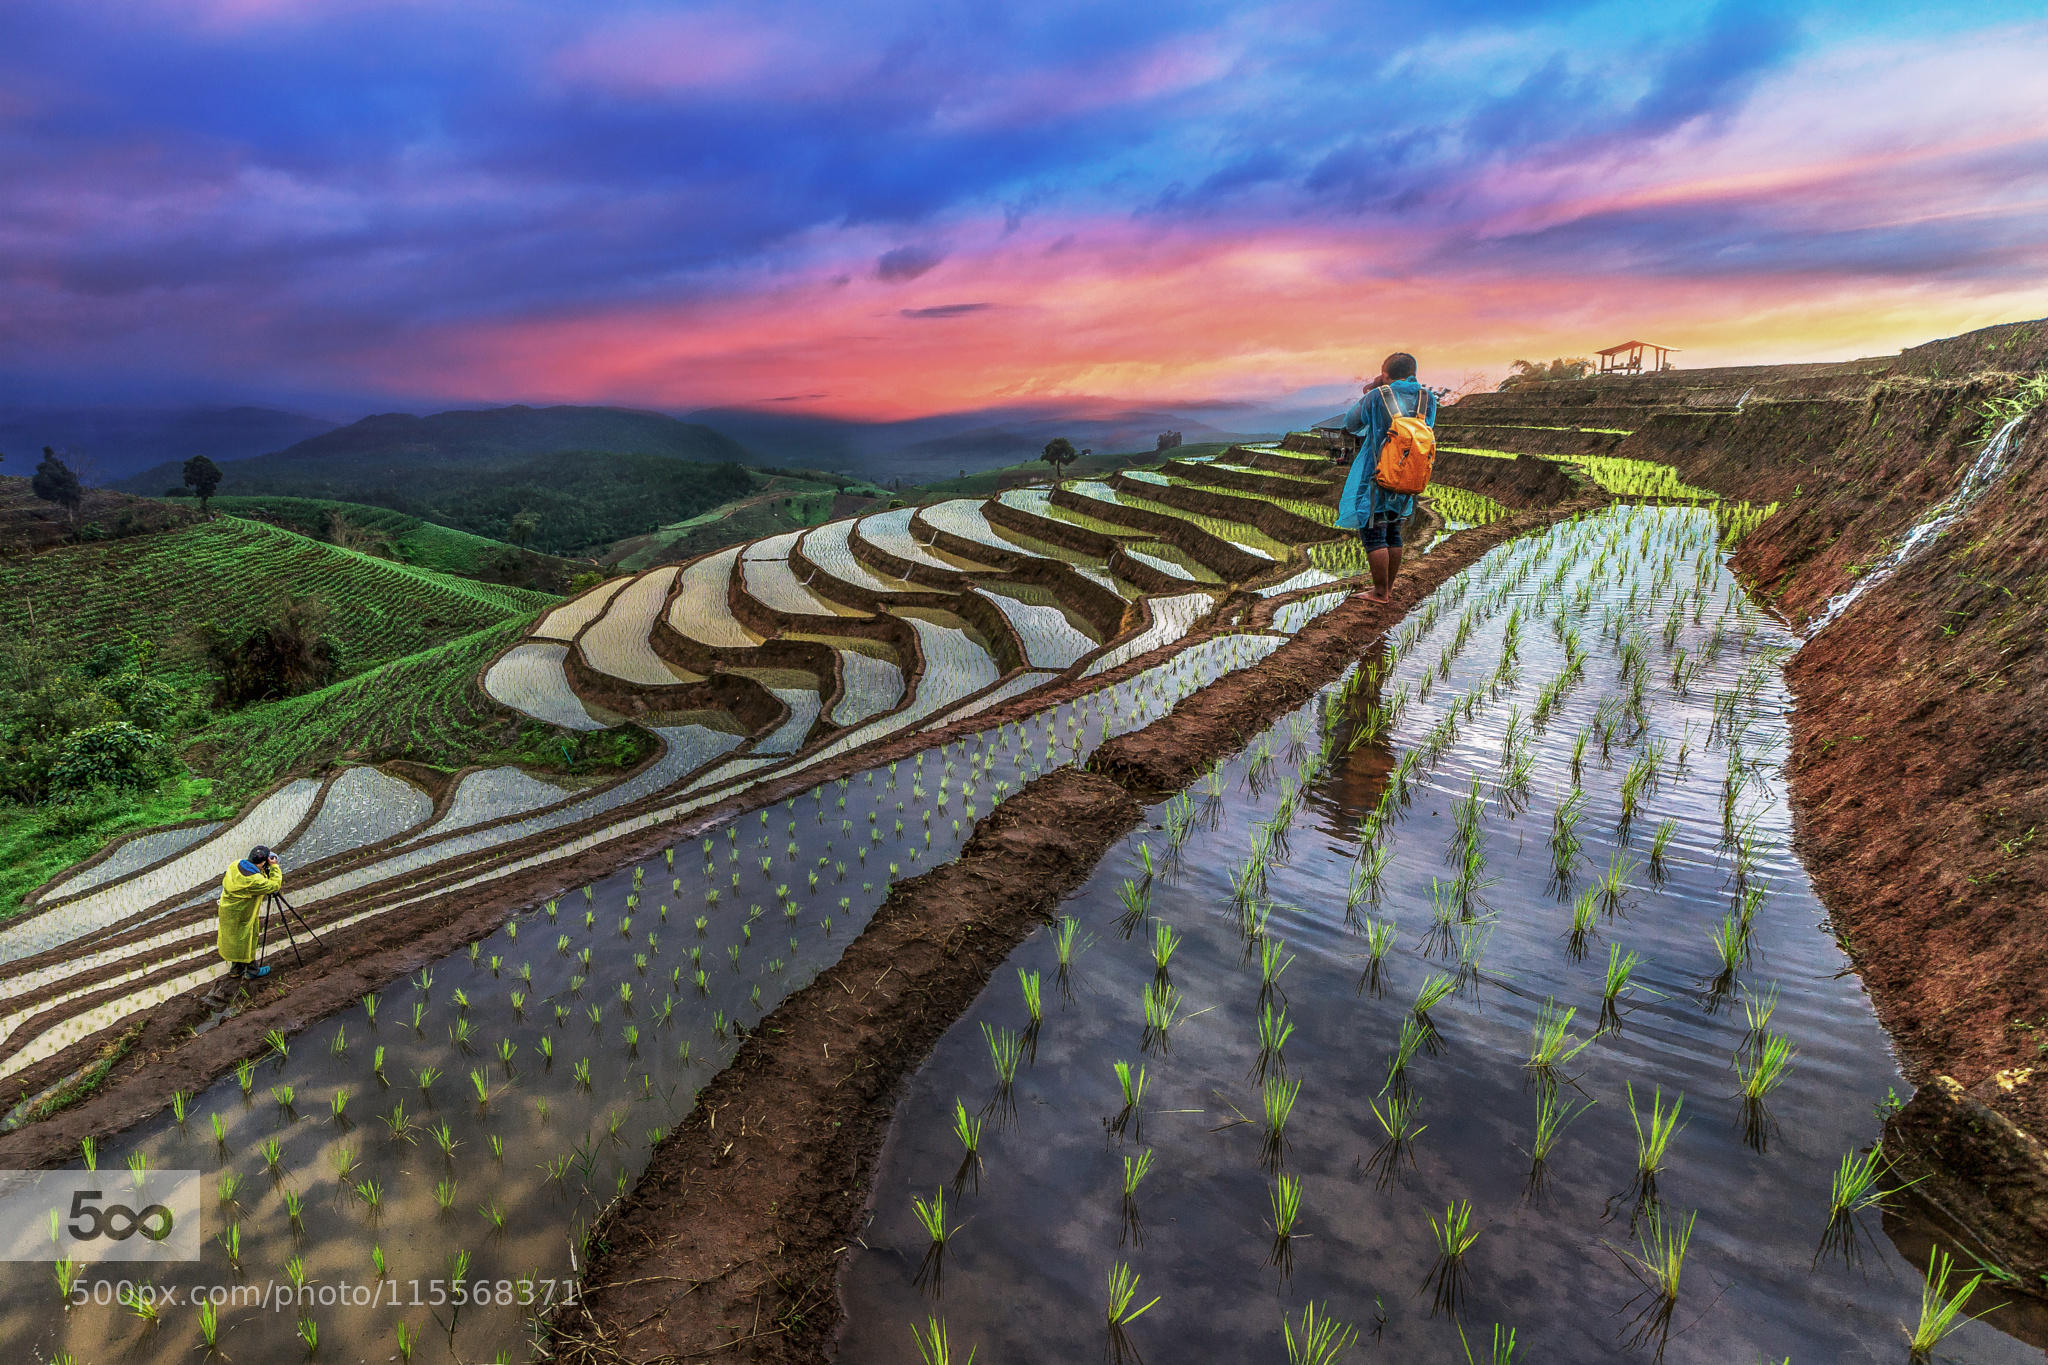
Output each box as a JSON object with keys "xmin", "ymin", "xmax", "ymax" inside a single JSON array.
[{"xmin": 838, "ymin": 505, "xmax": 2042, "ymax": 1364}]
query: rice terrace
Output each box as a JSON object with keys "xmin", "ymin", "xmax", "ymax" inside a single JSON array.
[{"xmin": 4, "ymin": 6, "xmax": 2048, "ymax": 1364}]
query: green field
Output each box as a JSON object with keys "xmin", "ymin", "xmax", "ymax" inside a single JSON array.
[
  {"xmin": 0, "ymin": 517, "xmax": 579, "ymax": 912},
  {"xmin": 210, "ymin": 495, "xmax": 583, "ymax": 588},
  {"xmin": 0, "ymin": 516, "xmax": 550, "ymax": 693},
  {"xmin": 191, "ymin": 618, "xmax": 653, "ymax": 801},
  {"xmin": 605, "ymin": 470, "xmax": 887, "ymax": 571}
]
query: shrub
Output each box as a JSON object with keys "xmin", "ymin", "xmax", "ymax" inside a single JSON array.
[
  {"xmin": 48, "ymin": 721, "xmax": 176, "ymax": 796},
  {"xmin": 204, "ymin": 596, "xmax": 342, "ymax": 706}
]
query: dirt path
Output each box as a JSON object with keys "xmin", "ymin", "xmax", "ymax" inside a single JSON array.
[{"xmin": 552, "ymin": 503, "xmax": 1585, "ymax": 1363}]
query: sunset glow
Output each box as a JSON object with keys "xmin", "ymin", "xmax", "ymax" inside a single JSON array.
[{"xmin": 2, "ymin": 0, "xmax": 2044, "ymax": 417}]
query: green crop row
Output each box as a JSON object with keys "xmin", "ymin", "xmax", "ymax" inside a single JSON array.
[
  {"xmin": 1428, "ymin": 485, "xmax": 1512, "ymax": 527},
  {"xmin": 0, "ymin": 518, "xmax": 537, "ymax": 692},
  {"xmin": 193, "ymin": 619, "xmax": 653, "ymax": 804},
  {"xmin": 210, "ymin": 495, "xmax": 569, "ymax": 589}
]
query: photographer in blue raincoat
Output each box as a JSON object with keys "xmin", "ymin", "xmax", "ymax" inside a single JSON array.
[{"xmin": 217, "ymin": 845, "xmax": 283, "ymax": 981}]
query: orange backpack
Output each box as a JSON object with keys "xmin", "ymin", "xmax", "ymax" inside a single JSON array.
[{"xmin": 1373, "ymin": 386, "xmax": 1436, "ymax": 494}]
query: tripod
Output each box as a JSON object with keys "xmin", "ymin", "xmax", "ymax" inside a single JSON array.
[{"xmin": 258, "ymin": 890, "xmax": 322, "ymax": 967}]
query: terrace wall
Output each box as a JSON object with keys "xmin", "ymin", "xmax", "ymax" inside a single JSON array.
[{"xmin": 1638, "ymin": 354, "xmax": 2048, "ymax": 1278}]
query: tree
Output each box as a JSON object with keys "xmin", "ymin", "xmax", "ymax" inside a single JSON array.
[
  {"xmin": 507, "ymin": 511, "xmax": 540, "ymax": 553},
  {"xmin": 31, "ymin": 447, "xmax": 85, "ymax": 537},
  {"xmin": 182, "ymin": 454, "xmax": 223, "ymax": 511},
  {"xmin": 1498, "ymin": 357, "xmax": 1594, "ymax": 391},
  {"xmin": 48, "ymin": 721, "xmax": 176, "ymax": 798},
  {"xmin": 1041, "ymin": 437, "xmax": 1080, "ymax": 482},
  {"xmin": 1155, "ymin": 430, "xmax": 1183, "ymax": 453}
]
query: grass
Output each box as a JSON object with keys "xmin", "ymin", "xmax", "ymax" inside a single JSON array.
[{"xmin": 210, "ymin": 494, "xmax": 576, "ymax": 586}]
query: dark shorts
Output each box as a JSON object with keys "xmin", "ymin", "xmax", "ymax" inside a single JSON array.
[{"xmin": 1357, "ymin": 513, "xmax": 1404, "ymax": 552}]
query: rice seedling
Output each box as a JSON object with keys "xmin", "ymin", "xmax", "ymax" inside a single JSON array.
[
  {"xmin": 1595, "ymin": 852, "xmax": 1637, "ymax": 913},
  {"xmin": 330, "ymin": 1141, "xmax": 358, "ymax": 1182},
  {"xmin": 216, "ymin": 1171, "xmax": 241, "ymax": 1207},
  {"xmin": 1282, "ymin": 1301, "xmax": 1358, "ymax": 1365},
  {"xmin": 1412, "ymin": 972, "xmax": 1456, "ymax": 1028},
  {"xmin": 1737, "ymin": 1033, "xmax": 1795, "ymax": 1103},
  {"xmin": 1525, "ymin": 998, "xmax": 1591, "ymax": 1079},
  {"xmin": 1524, "ymin": 1087, "xmax": 1592, "ymax": 1199},
  {"xmin": 1252, "ymin": 1003, "xmax": 1294, "ymax": 1082},
  {"xmin": 1818, "ymin": 1142, "xmax": 1919, "ymax": 1263},
  {"xmin": 1381, "ymin": 1015, "xmax": 1429, "ymax": 1096},
  {"xmin": 434, "ymin": 1178, "xmax": 457, "ymax": 1213},
  {"xmin": 910, "ymin": 1315, "xmax": 976, "ymax": 1365},
  {"xmin": 355, "ymin": 1178, "xmax": 383, "ymax": 1212},
  {"xmin": 1150, "ymin": 920, "xmax": 1182, "ymax": 979},
  {"xmin": 197, "ymin": 1299, "xmax": 219, "ymax": 1350},
  {"xmin": 1104, "ymin": 1260, "xmax": 1160, "ymax": 1360},
  {"xmin": 1260, "ymin": 1074, "xmax": 1301, "ymax": 1168},
  {"xmin": 911, "ymin": 1188, "xmax": 957, "ymax": 1294},
  {"xmin": 1627, "ymin": 1083, "xmax": 1684, "ymax": 1192},
  {"xmin": 1601, "ymin": 944, "xmax": 1641, "ymax": 1023},
  {"xmin": 951, "ymin": 1100, "xmax": 984, "ymax": 1192},
  {"xmin": 111, "ymin": 1276, "xmax": 163, "ymax": 1327},
  {"xmin": 1252, "ymin": 934, "xmax": 1295, "ymax": 1005},
  {"xmin": 1267, "ymin": 1171, "xmax": 1304, "ymax": 1274},
  {"xmin": 236, "ymin": 1059, "xmax": 255, "ymax": 1095},
  {"xmin": 1453, "ymin": 916, "xmax": 1495, "ymax": 986},
  {"xmin": 1107, "ymin": 1060, "xmax": 1147, "ymax": 1140},
  {"xmin": 1426, "ymin": 1200, "xmax": 1481, "ymax": 1314},
  {"xmin": 1648, "ymin": 819, "xmax": 1678, "ymax": 879},
  {"xmin": 1358, "ymin": 917, "xmax": 1395, "ymax": 994},
  {"xmin": 983, "ymin": 1023, "xmax": 1025, "ymax": 1112},
  {"xmin": 1118, "ymin": 1147, "xmax": 1154, "ymax": 1246},
  {"xmin": 1456, "ymin": 1323, "xmax": 1518, "ymax": 1365},
  {"xmin": 1708, "ymin": 913, "xmax": 1750, "ymax": 994}
]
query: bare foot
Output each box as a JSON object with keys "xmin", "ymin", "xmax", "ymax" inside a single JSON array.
[{"xmin": 1363, "ymin": 588, "xmax": 1390, "ymax": 603}]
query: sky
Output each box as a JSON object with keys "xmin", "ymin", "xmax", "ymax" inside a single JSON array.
[{"xmin": 2, "ymin": 0, "xmax": 2045, "ymax": 422}]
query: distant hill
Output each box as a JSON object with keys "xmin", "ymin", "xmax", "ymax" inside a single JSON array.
[
  {"xmin": 684, "ymin": 404, "xmax": 1270, "ymax": 485},
  {"xmin": 117, "ymin": 405, "xmax": 759, "ymax": 556},
  {"xmin": 0, "ymin": 404, "xmax": 338, "ymax": 481}
]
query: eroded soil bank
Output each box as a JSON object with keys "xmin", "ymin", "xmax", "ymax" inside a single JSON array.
[
  {"xmin": 551, "ymin": 504, "xmax": 1579, "ymax": 1363},
  {"xmin": 1464, "ymin": 339, "xmax": 2048, "ymax": 1288}
]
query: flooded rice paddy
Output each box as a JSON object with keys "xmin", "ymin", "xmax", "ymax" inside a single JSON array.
[
  {"xmin": 0, "ymin": 631, "xmax": 1296, "ymax": 1364},
  {"xmin": 838, "ymin": 506, "xmax": 2038, "ymax": 1365}
]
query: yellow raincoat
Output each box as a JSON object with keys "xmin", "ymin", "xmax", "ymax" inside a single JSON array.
[{"xmin": 216, "ymin": 861, "xmax": 282, "ymax": 964}]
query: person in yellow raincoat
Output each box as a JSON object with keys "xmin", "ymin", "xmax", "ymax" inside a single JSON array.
[{"xmin": 217, "ymin": 845, "xmax": 283, "ymax": 980}]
